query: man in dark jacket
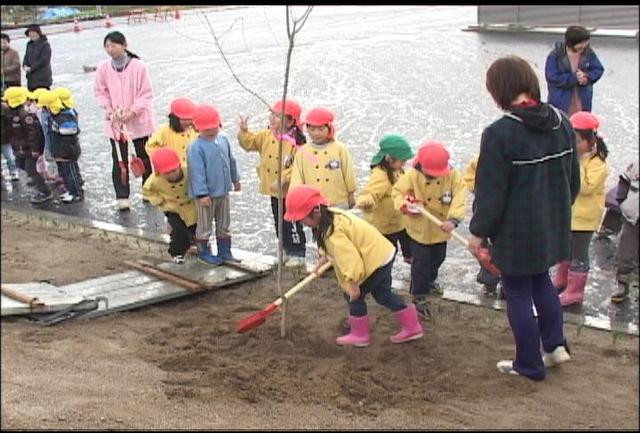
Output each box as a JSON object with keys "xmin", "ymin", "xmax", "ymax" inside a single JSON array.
[
  {"xmin": 22, "ymin": 24, "xmax": 52, "ymax": 91},
  {"xmin": 545, "ymin": 25, "xmax": 604, "ymax": 116},
  {"xmin": 469, "ymin": 56, "xmax": 580, "ymax": 382}
]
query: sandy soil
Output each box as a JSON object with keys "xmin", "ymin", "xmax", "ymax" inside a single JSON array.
[{"xmin": 1, "ymin": 214, "xmax": 638, "ymax": 429}]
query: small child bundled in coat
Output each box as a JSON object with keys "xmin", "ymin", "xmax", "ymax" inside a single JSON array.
[
  {"xmin": 356, "ymin": 134, "xmax": 414, "ymax": 264},
  {"xmin": 237, "ymin": 99, "xmax": 307, "ymax": 264},
  {"xmin": 145, "ymin": 97, "xmax": 199, "ymax": 166},
  {"xmin": 610, "ymin": 162, "xmax": 639, "ymax": 304},
  {"xmin": 284, "ymin": 184, "xmax": 423, "ymax": 347},
  {"xmin": 289, "ymin": 107, "xmax": 357, "ymax": 210},
  {"xmin": 392, "ymin": 141, "xmax": 466, "ymax": 318},
  {"xmin": 3, "ymin": 86, "xmax": 51, "ymax": 203},
  {"xmin": 143, "ymin": 147, "xmax": 196, "ymax": 264},
  {"xmin": 37, "ymin": 89, "xmax": 84, "ymax": 203},
  {"xmin": 187, "ymin": 104, "xmax": 241, "ymax": 265}
]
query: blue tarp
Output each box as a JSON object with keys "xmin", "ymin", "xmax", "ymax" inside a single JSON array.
[{"xmin": 39, "ymin": 7, "xmax": 81, "ymax": 21}]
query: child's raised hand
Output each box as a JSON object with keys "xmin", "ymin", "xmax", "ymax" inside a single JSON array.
[{"xmin": 238, "ymin": 115, "xmax": 249, "ymax": 132}]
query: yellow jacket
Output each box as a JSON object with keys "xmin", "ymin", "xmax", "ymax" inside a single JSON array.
[
  {"xmin": 572, "ymin": 156, "xmax": 608, "ymax": 231},
  {"xmin": 392, "ymin": 167, "xmax": 467, "ymax": 245},
  {"xmin": 356, "ymin": 166, "xmax": 405, "ymax": 235},
  {"xmin": 142, "ymin": 166, "xmax": 197, "ymax": 226},
  {"xmin": 463, "ymin": 155, "xmax": 479, "ymax": 193},
  {"xmin": 145, "ymin": 125, "xmax": 198, "ymax": 166},
  {"xmin": 289, "ymin": 140, "xmax": 357, "ymax": 206},
  {"xmin": 237, "ymin": 129, "xmax": 297, "ymax": 197},
  {"xmin": 322, "ymin": 208, "xmax": 395, "ymax": 291}
]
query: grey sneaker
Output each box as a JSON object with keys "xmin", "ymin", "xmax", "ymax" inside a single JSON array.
[
  {"xmin": 542, "ymin": 345, "xmax": 571, "ymax": 368},
  {"xmin": 117, "ymin": 198, "xmax": 131, "ymax": 211},
  {"xmin": 172, "ymin": 255, "xmax": 185, "ymax": 264},
  {"xmin": 496, "ymin": 360, "xmax": 520, "ymax": 376},
  {"xmin": 30, "ymin": 191, "xmax": 53, "ymax": 204}
]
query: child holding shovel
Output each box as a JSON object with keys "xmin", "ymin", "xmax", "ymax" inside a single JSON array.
[
  {"xmin": 356, "ymin": 134, "xmax": 414, "ymax": 265},
  {"xmin": 463, "ymin": 154, "xmax": 503, "ymax": 299},
  {"xmin": 237, "ymin": 99, "xmax": 307, "ymax": 266},
  {"xmin": 143, "ymin": 147, "xmax": 196, "ymax": 264},
  {"xmin": 284, "ymin": 184, "xmax": 423, "ymax": 347},
  {"xmin": 187, "ymin": 104, "xmax": 241, "ymax": 265},
  {"xmin": 391, "ymin": 141, "xmax": 467, "ymax": 318}
]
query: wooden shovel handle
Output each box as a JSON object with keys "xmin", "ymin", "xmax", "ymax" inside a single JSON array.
[
  {"xmin": 408, "ymin": 203, "xmax": 469, "ymax": 246},
  {"xmin": 273, "ymin": 261, "xmax": 333, "ymax": 307},
  {"xmin": 1, "ymin": 285, "xmax": 46, "ymax": 308}
]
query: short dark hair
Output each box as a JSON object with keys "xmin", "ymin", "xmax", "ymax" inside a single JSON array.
[
  {"xmin": 485, "ymin": 55, "xmax": 540, "ymax": 110},
  {"xmin": 565, "ymin": 25, "xmax": 590, "ymax": 48},
  {"xmin": 1, "ymin": 33, "xmax": 9, "ymax": 42}
]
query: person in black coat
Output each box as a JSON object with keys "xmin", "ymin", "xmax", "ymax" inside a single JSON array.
[
  {"xmin": 468, "ymin": 55, "xmax": 580, "ymax": 381},
  {"xmin": 22, "ymin": 24, "xmax": 52, "ymax": 91}
]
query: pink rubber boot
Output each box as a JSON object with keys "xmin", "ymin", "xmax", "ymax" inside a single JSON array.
[
  {"xmin": 559, "ymin": 270, "xmax": 588, "ymax": 306},
  {"xmin": 390, "ymin": 304, "xmax": 424, "ymax": 344},
  {"xmin": 336, "ymin": 315, "xmax": 370, "ymax": 347},
  {"xmin": 552, "ymin": 260, "xmax": 570, "ymax": 292}
]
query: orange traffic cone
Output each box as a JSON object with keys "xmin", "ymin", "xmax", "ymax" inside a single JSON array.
[
  {"xmin": 175, "ymin": 8, "xmax": 181, "ymax": 19},
  {"xmin": 105, "ymin": 14, "xmax": 112, "ymax": 28},
  {"xmin": 73, "ymin": 18, "xmax": 81, "ymax": 32}
]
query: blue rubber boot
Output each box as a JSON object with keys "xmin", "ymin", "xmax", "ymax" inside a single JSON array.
[
  {"xmin": 216, "ymin": 236, "xmax": 240, "ymax": 262},
  {"xmin": 197, "ymin": 241, "xmax": 223, "ymax": 266}
]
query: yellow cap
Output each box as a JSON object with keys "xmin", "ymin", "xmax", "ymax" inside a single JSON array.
[
  {"xmin": 3, "ymin": 87, "xmax": 28, "ymax": 108},
  {"xmin": 37, "ymin": 90, "xmax": 64, "ymax": 114},
  {"xmin": 53, "ymin": 87, "xmax": 76, "ymax": 108}
]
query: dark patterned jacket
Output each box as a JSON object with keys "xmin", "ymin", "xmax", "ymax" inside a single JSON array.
[
  {"xmin": 50, "ymin": 108, "xmax": 81, "ymax": 161},
  {"xmin": 469, "ymin": 102, "xmax": 581, "ymax": 275},
  {"xmin": 9, "ymin": 105, "xmax": 45, "ymax": 156}
]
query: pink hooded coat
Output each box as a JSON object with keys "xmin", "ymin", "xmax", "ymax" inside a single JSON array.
[{"xmin": 94, "ymin": 57, "xmax": 156, "ymax": 141}]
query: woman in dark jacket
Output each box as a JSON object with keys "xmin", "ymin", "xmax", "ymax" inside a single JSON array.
[
  {"xmin": 469, "ymin": 55, "xmax": 581, "ymax": 381},
  {"xmin": 22, "ymin": 24, "xmax": 52, "ymax": 91}
]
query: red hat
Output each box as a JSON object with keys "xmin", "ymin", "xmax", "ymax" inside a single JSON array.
[
  {"xmin": 570, "ymin": 111, "xmax": 600, "ymax": 130},
  {"xmin": 193, "ymin": 104, "xmax": 222, "ymax": 131},
  {"xmin": 416, "ymin": 141, "xmax": 451, "ymax": 177},
  {"xmin": 304, "ymin": 107, "xmax": 335, "ymax": 139},
  {"xmin": 151, "ymin": 147, "xmax": 181, "ymax": 174},
  {"xmin": 272, "ymin": 99, "xmax": 302, "ymax": 125},
  {"xmin": 170, "ymin": 97, "xmax": 197, "ymax": 119},
  {"xmin": 284, "ymin": 185, "xmax": 330, "ymax": 222}
]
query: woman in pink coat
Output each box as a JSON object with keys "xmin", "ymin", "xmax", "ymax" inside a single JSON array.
[{"xmin": 94, "ymin": 31, "xmax": 156, "ymax": 211}]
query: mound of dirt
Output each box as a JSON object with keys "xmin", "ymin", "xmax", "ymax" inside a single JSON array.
[{"xmin": 1, "ymin": 215, "xmax": 638, "ymax": 429}]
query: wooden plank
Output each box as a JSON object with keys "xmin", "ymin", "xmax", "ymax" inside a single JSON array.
[
  {"xmin": 124, "ymin": 260, "xmax": 205, "ymax": 292},
  {"xmin": 1, "ymin": 283, "xmax": 90, "ymax": 316}
]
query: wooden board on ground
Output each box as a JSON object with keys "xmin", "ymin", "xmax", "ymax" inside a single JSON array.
[{"xmin": 1, "ymin": 283, "xmax": 91, "ymax": 316}]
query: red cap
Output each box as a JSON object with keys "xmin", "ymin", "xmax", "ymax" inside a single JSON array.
[
  {"xmin": 170, "ymin": 97, "xmax": 197, "ymax": 119},
  {"xmin": 272, "ymin": 99, "xmax": 302, "ymax": 125},
  {"xmin": 284, "ymin": 185, "xmax": 329, "ymax": 222},
  {"xmin": 151, "ymin": 147, "xmax": 181, "ymax": 174},
  {"xmin": 193, "ymin": 104, "xmax": 222, "ymax": 131},
  {"xmin": 304, "ymin": 107, "xmax": 335, "ymax": 139},
  {"xmin": 570, "ymin": 111, "xmax": 600, "ymax": 130},
  {"xmin": 416, "ymin": 141, "xmax": 451, "ymax": 177}
]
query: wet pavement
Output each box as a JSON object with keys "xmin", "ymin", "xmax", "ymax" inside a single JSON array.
[{"xmin": 1, "ymin": 6, "xmax": 638, "ymax": 334}]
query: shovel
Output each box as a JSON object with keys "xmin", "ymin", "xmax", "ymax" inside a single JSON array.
[
  {"xmin": 120, "ymin": 123, "xmax": 146, "ymax": 178},
  {"xmin": 110, "ymin": 121, "xmax": 128, "ymax": 186},
  {"xmin": 236, "ymin": 261, "xmax": 333, "ymax": 333},
  {"xmin": 406, "ymin": 201, "xmax": 501, "ymax": 277}
]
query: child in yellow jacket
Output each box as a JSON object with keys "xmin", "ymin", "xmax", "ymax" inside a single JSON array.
[
  {"xmin": 555, "ymin": 111, "xmax": 609, "ymax": 306},
  {"xmin": 392, "ymin": 141, "xmax": 466, "ymax": 318},
  {"xmin": 284, "ymin": 185, "xmax": 423, "ymax": 347},
  {"xmin": 145, "ymin": 98, "xmax": 198, "ymax": 166},
  {"xmin": 356, "ymin": 134, "xmax": 415, "ymax": 264},
  {"xmin": 237, "ymin": 99, "xmax": 307, "ymax": 263},
  {"xmin": 143, "ymin": 147, "xmax": 197, "ymax": 264},
  {"xmin": 463, "ymin": 154, "xmax": 503, "ymax": 299},
  {"xmin": 289, "ymin": 107, "xmax": 357, "ymax": 209}
]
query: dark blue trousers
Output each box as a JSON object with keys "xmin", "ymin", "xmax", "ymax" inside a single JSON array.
[
  {"xmin": 270, "ymin": 196, "xmax": 306, "ymax": 257},
  {"xmin": 346, "ymin": 260, "xmax": 406, "ymax": 317},
  {"xmin": 409, "ymin": 239, "xmax": 447, "ymax": 296},
  {"xmin": 501, "ymin": 272, "xmax": 567, "ymax": 381}
]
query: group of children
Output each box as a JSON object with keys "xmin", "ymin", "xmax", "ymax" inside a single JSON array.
[
  {"xmin": 2, "ymin": 87, "xmax": 637, "ymax": 341},
  {"xmin": 1, "ymin": 85, "xmax": 83, "ymax": 204}
]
